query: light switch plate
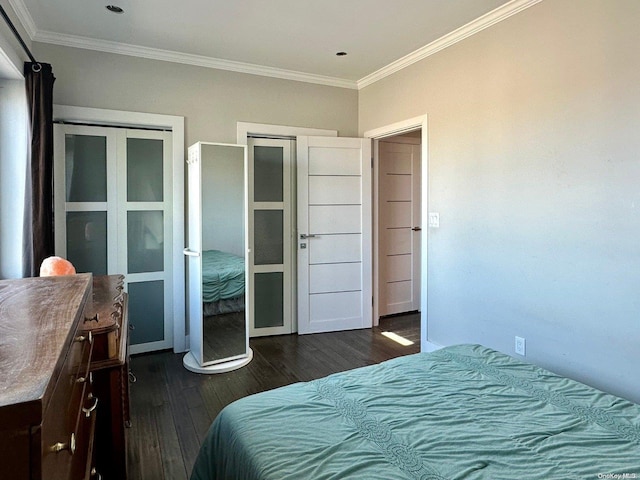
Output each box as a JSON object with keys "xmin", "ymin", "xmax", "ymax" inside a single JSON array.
[{"xmin": 428, "ymin": 212, "xmax": 440, "ymax": 228}]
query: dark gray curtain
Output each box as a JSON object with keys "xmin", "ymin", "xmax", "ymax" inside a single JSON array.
[{"xmin": 22, "ymin": 62, "xmax": 55, "ymax": 277}]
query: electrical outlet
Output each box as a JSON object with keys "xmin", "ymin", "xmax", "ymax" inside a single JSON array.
[{"xmin": 515, "ymin": 336, "xmax": 526, "ymax": 356}]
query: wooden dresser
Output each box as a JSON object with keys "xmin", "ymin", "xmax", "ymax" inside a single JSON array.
[
  {"xmin": 85, "ymin": 274, "xmax": 130, "ymax": 480},
  {"xmin": 0, "ymin": 274, "xmax": 97, "ymax": 480}
]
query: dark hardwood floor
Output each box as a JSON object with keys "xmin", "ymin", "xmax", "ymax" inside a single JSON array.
[{"xmin": 126, "ymin": 313, "xmax": 420, "ymax": 480}]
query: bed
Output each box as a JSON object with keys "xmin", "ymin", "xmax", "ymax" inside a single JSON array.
[
  {"xmin": 202, "ymin": 249, "xmax": 245, "ymax": 315},
  {"xmin": 190, "ymin": 344, "xmax": 640, "ymax": 480}
]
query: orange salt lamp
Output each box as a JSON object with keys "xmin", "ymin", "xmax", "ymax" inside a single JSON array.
[{"xmin": 40, "ymin": 256, "xmax": 77, "ymax": 277}]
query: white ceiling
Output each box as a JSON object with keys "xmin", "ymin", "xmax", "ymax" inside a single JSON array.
[{"xmin": 8, "ymin": 0, "xmax": 532, "ymax": 88}]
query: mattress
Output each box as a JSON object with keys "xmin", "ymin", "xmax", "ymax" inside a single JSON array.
[
  {"xmin": 202, "ymin": 249, "xmax": 245, "ymax": 303},
  {"xmin": 190, "ymin": 344, "xmax": 640, "ymax": 480}
]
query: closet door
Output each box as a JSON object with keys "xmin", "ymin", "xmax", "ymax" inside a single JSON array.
[
  {"xmin": 248, "ymin": 138, "xmax": 295, "ymax": 337},
  {"xmin": 54, "ymin": 125, "xmax": 117, "ymax": 276},
  {"xmin": 118, "ymin": 129, "xmax": 174, "ymax": 353},
  {"xmin": 54, "ymin": 125, "xmax": 174, "ymax": 354}
]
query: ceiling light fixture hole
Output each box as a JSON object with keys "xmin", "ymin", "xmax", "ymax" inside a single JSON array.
[
  {"xmin": 106, "ymin": 5, "xmax": 124, "ymax": 14},
  {"xmin": 336, "ymin": 51, "xmax": 347, "ymax": 57}
]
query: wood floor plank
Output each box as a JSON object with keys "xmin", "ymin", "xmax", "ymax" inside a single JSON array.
[
  {"xmin": 152, "ymin": 402, "xmax": 189, "ymax": 480},
  {"xmin": 126, "ymin": 356, "xmax": 167, "ymax": 480},
  {"xmin": 162, "ymin": 354, "xmax": 205, "ymax": 473}
]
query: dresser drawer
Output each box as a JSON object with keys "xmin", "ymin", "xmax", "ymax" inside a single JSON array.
[{"xmin": 41, "ymin": 314, "xmax": 95, "ymax": 480}]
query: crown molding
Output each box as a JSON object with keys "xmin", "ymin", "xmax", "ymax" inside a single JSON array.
[
  {"xmin": 357, "ymin": 0, "xmax": 543, "ymax": 89},
  {"xmin": 7, "ymin": 0, "xmax": 36, "ymax": 38},
  {"xmin": 13, "ymin": 0, "xmax": 541, "ymax": 91},
  {"xmin": 32, "ymin": 30, "xmax": 358, "ymax": 89}
]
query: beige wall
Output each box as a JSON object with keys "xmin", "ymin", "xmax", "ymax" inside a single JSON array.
[
  {"xmin": 360, "ymin": 0, "xmax": 640, "ymax": 402},
  {"xmin": 33, "ymin": 43, "xmax": 358, "ymax": 144}
]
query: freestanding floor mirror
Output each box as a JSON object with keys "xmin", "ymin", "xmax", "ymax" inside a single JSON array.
[{"xmin": 183, "ymin": 142, "xmax": 253, "ymax": 373}]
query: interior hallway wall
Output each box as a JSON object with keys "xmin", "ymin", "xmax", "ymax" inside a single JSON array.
[{"xmin": 359, "ymin": 0, "xmax": 640, "ymax": 402}]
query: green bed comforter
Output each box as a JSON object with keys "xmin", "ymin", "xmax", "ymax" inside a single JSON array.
[
  {"xmin": 190, "ymin": 344, "xmax": 640, "ymax": 480},
  {"xmin": 202, "ymin": 250, "xmax": 245, "ymax": 303}
]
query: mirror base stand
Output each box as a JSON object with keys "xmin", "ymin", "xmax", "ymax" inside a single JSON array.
[{"xmin": 182, "ymin": 349, "xmax": 254, "ymax": 374}]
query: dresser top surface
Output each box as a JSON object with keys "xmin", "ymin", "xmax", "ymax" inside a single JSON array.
[{"xmin": 0, "ymin": 274, "xmax": 92, "ymax": 418}]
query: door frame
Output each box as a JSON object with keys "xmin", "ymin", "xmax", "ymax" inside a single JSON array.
[
  {"xmin": 364, "ymin": 115, "xmax": 430, "ymax": 350},
  {"xmin": 53, "ymin": 105, "xmax": 187, "ymax": 353}
]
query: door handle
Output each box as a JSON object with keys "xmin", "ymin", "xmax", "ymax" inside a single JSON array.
[
  {"xmin": 299, "ymin": 234, "xmax": 318, "ymax": 239},
  {"xmin": 183, "ymin": 248, "xmax": 200, "ymax": 257},
  {"xmin": 412, "ymin": 227, "xmax": 422, "ymax": 231}
]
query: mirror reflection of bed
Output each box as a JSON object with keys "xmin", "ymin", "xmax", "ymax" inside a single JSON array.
[{"xmin": 201, "ymin": 249, "xmax": 245, "ymax": 363}]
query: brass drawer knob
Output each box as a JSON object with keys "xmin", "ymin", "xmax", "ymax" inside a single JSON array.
[
  {"xmin": 83, "ymin": 393, "xmax": 99, "ymax": 418},
  {"xmin": 51, "ymin": 432, "xmax": 76, "ymax": 455},
  {"xmin": 77, "ymin": 371, "xmax": 93, "ymax": 384},
  {"xmin": 75, "ymin": 330, "xmax": 93, "ymax": 344}
]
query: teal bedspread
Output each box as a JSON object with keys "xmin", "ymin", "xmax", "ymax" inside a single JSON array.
[
  {"xmin": 190, "ymin": 344, "xmax": 640, "ymax": 480},
  {"xmin": 202, "ymin": 250, "xmax": 244, "ymax": 303}
]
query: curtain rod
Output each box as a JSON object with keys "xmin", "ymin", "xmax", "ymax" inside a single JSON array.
[{"xmin": 0, "ymin": 4, "xmax": 39, "ymax": 66}]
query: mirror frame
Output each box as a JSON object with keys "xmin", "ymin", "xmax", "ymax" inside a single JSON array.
[{"xmin": 183, "ymin": 142, "xmax": 253, "ymax": 374}]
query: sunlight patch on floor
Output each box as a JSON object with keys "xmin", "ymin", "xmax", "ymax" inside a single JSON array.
[{"xmin": 381, "ymin": 331, "xmax": 414, "ymax": 346}]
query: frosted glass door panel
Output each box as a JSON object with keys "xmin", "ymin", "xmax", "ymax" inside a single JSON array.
[
  {"xmin": 127, "ymin": 138, "xmax": 164, "ymax": 202},
  {"xmin": 254, "ymin": 146, "xmax": 283, "ymax": 202},
  {"xmin": 254, "ymin": 210, "xmax": 283, "ymax": 265},
  {"xmin": 127, "ymin": 210, "xmax": 164, "ymax": 273},
  {"xmin": 128, "ymin": 280, "xmax": 165, "ymax": 344},
  {"xmin": 248, "ymin": 138, "xmax": 294, "ymax": 337},
  {"xmin": 66, "ymin": 211, "xmax": 108, "ymax": 275},
  {"xmin": 255, "ymin": 272, "xmax": 284, "ymax": 328},
  {"xmin": 65, "ymin": 134, "xmax": 107, "ymax": 202}
]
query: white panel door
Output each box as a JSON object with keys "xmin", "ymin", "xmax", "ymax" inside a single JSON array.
[
  {"xmin": 297, "ymin": 136, "xmax": 371, "ymax": 334},
  {"xmin": 379, "ymin": 139, "xmax": 421, "ymax": 316}
]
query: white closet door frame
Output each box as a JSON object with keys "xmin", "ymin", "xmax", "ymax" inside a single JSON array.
[{"xmin": 53, "ymin": 105, "xmax": 187, "ymax": 353}]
